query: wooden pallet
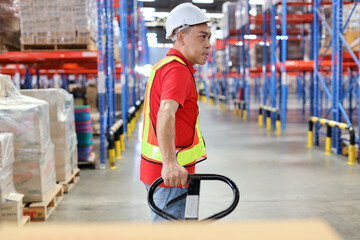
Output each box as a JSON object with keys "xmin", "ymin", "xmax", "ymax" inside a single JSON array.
[
  {"xmin": 78, "ymin": 152, "xmax": 96, "ymax": 169},
  {"xmin": 21, "ymin": 43, "xmax": 95, "ymax": 51},
  {"xmin": 341, "ymin": 136, "xmax": 359, "ymax": 158},
  {"xmin": 23, "ymin": 184, "xmax": 64, "ymax": 221},
  {"xmin": 58, "ymin": 168, "xmax": 80, "ymax": 193},
  {"xmin": 20, "ymin": 215, "xmax": 31, "ymax": 227},
  {"xmin": 21, "ymin": 37, "xmax": 97, "ymax": 51}
]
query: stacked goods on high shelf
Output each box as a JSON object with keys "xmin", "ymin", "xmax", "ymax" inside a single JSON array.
[
  {"xmin": 20, "ymin": 89, "xmax": 78, "ymax": 183},
  {"xmin": 0, "ymin": 74, "xmax": 57, "ymax": 203},
  {"xmin": 0, "ymin": 133, "xmax": 29, "ymax": 226},
  {"xmin": 0, "ymin": 0, "xmax": 20, "ymax": 52},
  {"xmin": 321, "ymin": 3, "xmax": 360, "ymax": 55},
  {"xmin": 19, "ymin": 0, "xmax": 97, "ymax": 50},
  {"xmin": 74, "ymin": 105, "xmax": 94, "ymax": 164}
]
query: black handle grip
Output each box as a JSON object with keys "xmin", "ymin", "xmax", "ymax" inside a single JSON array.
[{"xmin": 147, "ymin": 174, "xmax": 240, "ymax": 221}]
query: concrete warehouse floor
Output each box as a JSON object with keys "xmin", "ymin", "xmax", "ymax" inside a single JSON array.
[{"xmin": 46, "ymin": 96, "xmax": 360, "ymax": 240}]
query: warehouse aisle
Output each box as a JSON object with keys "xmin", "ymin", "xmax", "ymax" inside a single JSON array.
[{"xmin": 48, "ymin": 100, "xmax": 360, "ymax": 240}]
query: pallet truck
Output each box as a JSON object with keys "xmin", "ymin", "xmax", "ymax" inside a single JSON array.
[{"xmin": 148, "ymin": 174, "xmax": 240, "ymax": 221}]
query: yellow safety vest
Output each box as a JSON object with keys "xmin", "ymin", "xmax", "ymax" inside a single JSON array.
[{"xmin": 141, "ymin": 55, "xmax": 207, "ymax": 166}]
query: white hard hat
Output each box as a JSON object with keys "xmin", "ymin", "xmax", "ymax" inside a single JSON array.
[{"xmin": 165, "ymin": 3, "xmax": 209, "ymax": 40}]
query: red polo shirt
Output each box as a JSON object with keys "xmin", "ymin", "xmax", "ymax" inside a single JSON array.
[{"xmin": 140, "ymin": 48, "xmax": 197, "ymax": 186}]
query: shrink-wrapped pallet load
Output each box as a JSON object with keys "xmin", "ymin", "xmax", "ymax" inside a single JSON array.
[
  {"xmin": 21, "ymin": 89, "xmax": 78, "ymax": 182},
  {"xmin": 0, "ymin": 133, "xmax": 16, "ymax": 204},
  {"xmin": 0, "ymin": 133, "xmax": 25, "ymax": 225},
  {"xmin": 0, "ymin": 74, "xmax": 56, "ymax": 202}
]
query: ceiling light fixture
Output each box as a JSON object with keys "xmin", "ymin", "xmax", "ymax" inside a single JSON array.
[
  {"xmin": 192, "ymin": 0, "xmax": 214, "ymax": 4},
  {"xmin": 138, "ymin": 0, "xmax": 155, "ymax": 2},
  {"xmin": 248, "ymin": 0, "xmax": 265, "ymax": 4},
  {"xmin": 140, "ymin": 7, "xmax": 155, "ymax": 13}
]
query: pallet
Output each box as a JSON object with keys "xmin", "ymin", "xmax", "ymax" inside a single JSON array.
[
  {"xmin": 341, "ymin": 136, "xmax": 359, "ymax": 158},
  {"xmin": 20, "ymin": 215, "xmax": 31, "ymax": 227},
  {"xmin": 58, "ymin": 168, "xmax": 80, "ymax": 193},
  {"xmin": 21, "ymin": 43, "xmax": 95, "ymax": 51},
  {"xmin": 23, "ymin": 184, "xmax": 64, "ymax": 221},
  {"xmin": 78, "ymin": 152, "xmax": 96, "ymax": 169},
  {"xmin": 21, "ymin": 37, "xmax": 97, "ymax": 51}
]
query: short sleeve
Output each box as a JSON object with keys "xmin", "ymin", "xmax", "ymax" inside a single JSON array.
[{"xmin": 160, "ymin": 62, "xmax": 192, "ymax": 107}]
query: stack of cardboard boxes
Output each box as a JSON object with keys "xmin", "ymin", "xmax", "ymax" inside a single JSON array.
[
  {"xmin": 19, "ymin": 0, "xmax": 97, "ymax": 45},
  {"xmin": 0, "ymin": 0, "xmax": 20, "ymax": 52},
  {"xmin": 21, "ymin": 89, "xmax": 78, "ymax": 182},
  {"xmin": 0, "ymin": 133, "xmax": 25, "ymax": 225},
  {"xmin": 0, "ymin": 75, "xmax": 57, "ymax": 203}
]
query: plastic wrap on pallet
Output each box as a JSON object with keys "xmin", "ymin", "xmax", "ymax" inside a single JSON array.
[
  {"xmin": 0, "ymin": 133, "xmax": 16, "ymax": 204},
  {"xmin": 20, "ymin": 89, "xmax": 78, "ymax": 182},
  {"xmin": 20, "ymin": 88, "xmax": 76, "ymax": 123},
  {"xmin": 0, "ymin": 74, "xmax": 57, "ymax": 202},
  {"xmin": 0, "ymin": 0, "xmax": 20, "ymax": 51},
  {"xmin": 13, "ymin": 142, "xmax": 56, "ymax": 202}
]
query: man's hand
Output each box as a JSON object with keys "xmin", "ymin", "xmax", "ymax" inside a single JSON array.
[{"xmin": 161, "ymin": 161, "xmax": 188, "ymax": 187}]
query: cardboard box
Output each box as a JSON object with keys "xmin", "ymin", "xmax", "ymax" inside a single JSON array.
[
  {"xmin": 0, "ymin": 193, "xmax": 24, "ymax": 225},
  {"xmin": 71, "ymin": 145, "xmax": 78, "ymax": 173},
  {"xmin": 86, "ymin": 83, "xmax": 98, "ymax": 111},
  {"xmin": 13, "ymin": 145, "xmax": 56, "ymax": 202},
  {"xmin": 0, "ymin": 133, "xmax": 15, "ymax": 204},
  {"xmin": 74, "ymin": 98, "xmax": 85, "ymax": 106},
  {"xmin": 0, "ymin": 220, "xmax": 344, "ymax": 240},
  {"xmin": 20, "ymin": 89, "xmax": 77, "ymax": 183},
  {"xmin": 0, "ymin": 165, "xmax": 14, "ymax": 204},
  {"xmin": 0, "ymin": 96, "xmax": 51, "ymax": 151}
]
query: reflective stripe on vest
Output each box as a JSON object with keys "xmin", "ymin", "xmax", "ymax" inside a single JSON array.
[{"xmin": 141, "ymin": 56, "xmax": 207, "ymax": 166}]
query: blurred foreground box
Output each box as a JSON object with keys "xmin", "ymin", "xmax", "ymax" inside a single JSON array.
[{"xmin": 0, "ymin": 219, "xmax": 342, "ymax": 239}]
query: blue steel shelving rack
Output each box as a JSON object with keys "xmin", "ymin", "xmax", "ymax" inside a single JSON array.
[
  {"xmin": 220, "ymin": 1, "xmax": 251, "ymax": 116},
  {"xmin": 312, "ymin": 0, "xmax": 360, "ymax": 157},
  {"xmin": 120, "ymin": 0, "xmax": 129, "ymax": 135},
  {"xmin": 262, "ymin": 0, "xmax": 289, "ymax": 130},
  {"xmin": 96, "ymin": 0, "xmax": 149, "ymax": 167},
  {"xmin": 260, "ymin": 1, "xmax": 313, "ymax": 130},
  {"xmin": 97, "ymin": 0, "xmax": 106, "ymax": 168}
]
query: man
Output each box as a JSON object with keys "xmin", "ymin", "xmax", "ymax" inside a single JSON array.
[{"xmin": 140, "ymin": 3, "xmax": 211, "ymax": 221}]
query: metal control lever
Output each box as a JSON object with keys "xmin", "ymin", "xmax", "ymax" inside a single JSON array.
[{"xmin": 147, "ymin": 174, "xmax": 240, "ymax": 221}]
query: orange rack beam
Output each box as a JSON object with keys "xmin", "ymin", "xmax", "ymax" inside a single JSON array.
[
  {"xmin": 276, "ymin": 1, "xmax": 354, "ymax": 6},
  {"xmin": 250, "ymin": 13, "xmax": 314, "ymax": 25}
]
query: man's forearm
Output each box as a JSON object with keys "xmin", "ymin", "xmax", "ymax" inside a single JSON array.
[{"xmin": 157, "ymin": 109, "xmax": 177, "ymax": 165}]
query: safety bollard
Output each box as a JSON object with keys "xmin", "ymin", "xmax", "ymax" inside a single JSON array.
[
  {"xmin": 266, "ymin": 109, "xmax": 271, "ymax": 131},
  {"xmin": 108, "ymin": 128, "xmax": 117, "ymax": 170},
  {"xmin": 275, "ymin": 111, "xmax": 281, "ymax": 135},
  {"xmin": 242, "ymin": 102, "xmax": 247, "ymax": 121},
  {"xmin": 115, "ymin": 125, "xmax": 122, "ymax": 159},
  {"xmin": 127, "ymin": 106, "xmax": 136, "ymax": 137},
  {"xmin": 233, "ymin": 101, "xmax": 238, "ymax": 116},
  {"xmin": 309, "ymin": 116, "xmax": 357, "ymax": 165},
  {"xmin": 135, "ymin": 100, "xmax": 142, "ymax": 121},
  {"xmin": 325, "ymin": 125, "xmax": 332, "ymax": 155},
  {"xmin": 201, "ymin": 95, "xmax": 207, "ymax": 103},
  {"xmin": 347, "ymin": 127, "xmax": 356, "ymax": 165},
  {"xmin": 307, "ymin": 120, "xmax": 313, "ymax": 148},
  {"xmin": 258, "ymin": 107, "xmax": 263, "ymax": 127},
  {"xmin": 120, "ymin": 134, "xmax": 125, "ymax": 151}
]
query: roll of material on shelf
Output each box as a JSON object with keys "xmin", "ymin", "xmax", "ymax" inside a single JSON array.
[{"xmin": 74, "ymin": 105, "xmax": 94, "ymax": 162}]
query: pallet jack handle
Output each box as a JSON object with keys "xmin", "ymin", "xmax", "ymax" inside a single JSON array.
[{"xmin": 147, "ymin": 174, "xmax": 240, "ymax": 221}]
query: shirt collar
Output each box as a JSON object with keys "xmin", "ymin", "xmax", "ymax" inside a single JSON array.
[{"xmin": 166, "ymin": 48, "xmax": 196, "ymax": 74}]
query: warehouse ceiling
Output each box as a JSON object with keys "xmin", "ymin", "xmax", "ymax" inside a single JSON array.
[{"xmin": 140, "ymin": 0, "xmax": 236, "ymax": 45}]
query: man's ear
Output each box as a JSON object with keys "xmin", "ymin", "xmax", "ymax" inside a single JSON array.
[{"xmin": 176, "ymin": 31, "xmax": 185, "ymax": 46}]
